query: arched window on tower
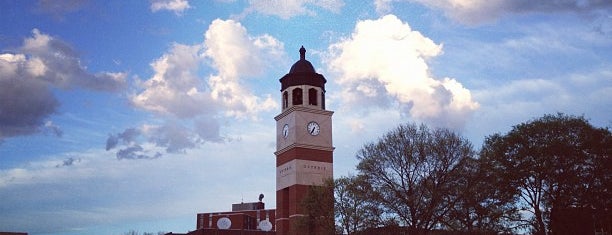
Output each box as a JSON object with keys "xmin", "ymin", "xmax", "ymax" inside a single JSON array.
[
  {"xmin": 292, "ymin": 88, "xmax": 303, "ymax": 105},
  {"xmin": 282, "ymin": 91, "xmax": 288, "ymax": 109},
  {"xmin": 321, "ymin": 91, "xmax": 325, "ymax": 109},
  {"xmin": 308, "ymin": 88, "xmax": 317, "ymax": 106}
]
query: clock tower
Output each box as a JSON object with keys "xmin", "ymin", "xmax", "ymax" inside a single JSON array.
[{"xmin": 275, "ymin": 46, "xmax": 333, "ymax": 235}]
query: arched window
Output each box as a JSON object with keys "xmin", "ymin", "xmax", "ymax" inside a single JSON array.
[
  {"xmin": 282, "ymin": 91, "xmax": 288, "ymax": 109},
  {"xmin": 292, "ymin": 88, "xmax": 303, "ymax": 105},
  {"xmin": 308, "ymin": 88, "xmax": 317, "ymax": 106},
  {"xmin": 321, "ymin": 91, "xmax": 325, "ymax": 109}
]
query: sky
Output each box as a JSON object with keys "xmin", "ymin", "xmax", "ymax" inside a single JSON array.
[{"xmin": 0, "ymin": 0, "xmax": 610, "ymax": 234}]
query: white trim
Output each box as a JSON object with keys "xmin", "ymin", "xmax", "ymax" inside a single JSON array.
[{"xmin": 289, "ymin": 214, "xmax": 306, "ymax": 218}]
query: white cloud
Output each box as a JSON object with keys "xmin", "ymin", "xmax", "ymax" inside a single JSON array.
[
  {"xmin": 325, "ymin": 15, "xmax": 478, "ymax": 129},
  {"xmin": 132, "ymin": 43, "xmax": 213, "ymax": 118},
  {"xmin": 204, "ymin": 19, "xmax": 281, "ymax": 118},
  {"xmin": 150, "ymin": 0, "xmax": 191, "ymax": 14},
  {"xmin": 116, "ymin": 19, "xmax": 282, "ymax": 157},
  {"xmin": 241, "ymin": 0, "xmax": 344, "ymax": 19},
  {"xmin": 133, "ymin": 19, "xmax": 281, "ymax": 120}
]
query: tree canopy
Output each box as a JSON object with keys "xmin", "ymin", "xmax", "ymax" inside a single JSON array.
[
  {"xmin": 355, "ymin": 123, "xmax": 474, "ymax": 233},
  {"xmin": 299, "ymin": 114, "xmax": 610, "ymax": 234},
  {"xmin": 481, "ymin": 113, "xmax": 611, "ymax": 234}
]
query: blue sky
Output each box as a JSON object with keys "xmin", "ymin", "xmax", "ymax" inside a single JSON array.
[{"xmin": 0, "ymin": 0, "xmax": 610, "ymax": 234}]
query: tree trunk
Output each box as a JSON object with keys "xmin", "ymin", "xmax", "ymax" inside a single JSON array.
[{"xmin": 534, "ymin": 206, "xmax": 547, "ymax": 235}]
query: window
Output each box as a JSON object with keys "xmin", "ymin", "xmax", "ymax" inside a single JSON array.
[
  {"xmin": 292, "ymin": 88, "xmax": 303, "ymax": 105},
  {"xmin": 321, "ymin": 91, "xmax": 325, "ymax": 109},
  {"xmin": 308, "ymin": 88, "xmax": 317, "ymax": 105},
  {"xmin": 282, "ymin": 91, "xmax": 288, "ymax": 109}
]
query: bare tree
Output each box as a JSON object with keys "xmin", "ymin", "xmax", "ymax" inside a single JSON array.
[{"xmin": 355, "ymin": 123, "xmax": 474, "ymax": 233}]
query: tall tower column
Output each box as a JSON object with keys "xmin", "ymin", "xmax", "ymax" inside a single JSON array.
[{"xmin": 275, "ymin": 47, "xmax": 334, "ymax": 235}]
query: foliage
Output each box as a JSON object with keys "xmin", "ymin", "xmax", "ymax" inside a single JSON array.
[
  {"xmin": 122, "ymin": 231, "xmax": 167, "ymax": 235},
  {"xmin": 442, "ymin": 155, "xmax": 521, "ymax": 233},
  {"xmin": 355, "ymin": 123, "xmax": 475, "ymax": 232},
  {"xmin": 481, "ymin": 113, "xmax": 611, "ymax": 234},
  {"xmin": 334, "ymin": 175, "xmax": 384, "ymax": 235},
  {"xmin": 297, "ymin": 179, "xmax": 336, "ymax": 235}
]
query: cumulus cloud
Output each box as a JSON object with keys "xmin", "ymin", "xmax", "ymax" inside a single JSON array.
[
  {"xmin": 239, "ymin": 0, "xmax": 344, "ymax": 19},
  {"xmin": 132, "ymin": 20, "xmax": 280, "ymax": 119},
  {"xmin": 398, "ymin": 0, "xmax": 612, "ymax": 24},
  {"xmin": 204, "ymin": 19, "xmax": 280, "ymax": 118},
  {"xmin": 0, "ymin": 29, "xmax": 126, "ymax": 142},
  {"xmin": 109, "ymin": 19, "xmax": 281, "ymax": 158},
  {"xmin": 132, "ymin": 43, "xmax": 214, "ymax": 118},
  {"xmin": 21, "ymin": 29, "xmax": 127, "ymax": 91},
  {"xmin": 150, "ymin": 0, "xmax": 191, "ymax": 14},
  {"xmin": 325, "ymin": 15, "xmax": 478, "ymax": 129}
]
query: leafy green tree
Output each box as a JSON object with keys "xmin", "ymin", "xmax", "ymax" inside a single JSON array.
[
  {"xmin": 481, "ymin": 113, "xmax": 611, "ymax": 235},
  {"xmin": 355, "ymin": 123, "xmax": 474, "ymax": 233}
]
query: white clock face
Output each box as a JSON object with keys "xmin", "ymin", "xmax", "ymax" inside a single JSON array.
[
  {"xmin": 282, "ymin": 124, "xmax": 289, "ymax": 138},
  {"xmin": 307, "ymin": 121, "xmax": 320, "ymax": 136}
]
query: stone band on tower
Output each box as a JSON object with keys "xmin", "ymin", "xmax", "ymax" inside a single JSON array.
[{"xmin": 275, "ymin": 46, "xmax": 334, "ymax": 235}]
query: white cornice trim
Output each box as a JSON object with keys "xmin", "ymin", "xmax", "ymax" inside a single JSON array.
[
  {"xmin": 274, "ymin": 143, "xmax": 335, "ymax": 156},
  {"xmin": 274, "ymin": 106, "xmax": 334, "ymax": 121}
]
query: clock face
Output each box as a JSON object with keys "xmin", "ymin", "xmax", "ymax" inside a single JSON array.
[
  {"xmin": 282, "ymin": 124, "xmax": 289, "ymax": 138},
  {"xmin": 307, "ymin": 121, "xmax": 320, "ymax": 136}
]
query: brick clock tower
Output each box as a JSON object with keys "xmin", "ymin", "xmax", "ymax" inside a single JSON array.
[{"xmin": 275, "ymin": 46, "xmax": 333, "ymax": 235}]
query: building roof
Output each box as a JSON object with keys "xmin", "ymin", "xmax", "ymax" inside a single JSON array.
[
  {"xmin": 279, "ymin": 46, "xmax": 326, "ymax": 91},
  {"xmin": 288, "ymin": 46, "xmax": 316, "ymax": 74}
]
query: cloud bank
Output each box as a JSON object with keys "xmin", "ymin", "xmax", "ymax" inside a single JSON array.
[
  {"xmin": 325, "ymin": 15, "xmax": 478, "ymax": 129},
  {"xmin": 376, "ymin": 0, "xmax": 612, "ymax": 24},
  {"xmin": 0, "ymin": 29, "xmax": 126, "ymax": 142}
]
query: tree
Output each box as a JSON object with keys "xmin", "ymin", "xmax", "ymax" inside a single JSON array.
[
  {"xmin": 335, "ymin": 175, "xmax": 384, "ymax": 235},
  {"xmin": 123, "ymin": 230, "xmax": 166, "ymax": 235},
  {"xmin": 442, "ymin": 155, "xmax": 521, "ymax": 233},
  {"xmin": 481, "ymin": 113, "xmax": 611, "ymax": 235},
  {"xmin": 355, "ymin": 123, "xmax": 475, "ymax": 233},
  {"xmin": 122, "ymin": 231, "xmax": 166, "ymax": 235},
  {"xmin": 297, "ymin": 179, "xmax": 336, "ymax": 235}
]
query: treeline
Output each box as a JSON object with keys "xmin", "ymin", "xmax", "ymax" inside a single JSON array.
[
  {"xmin": 300, "ymin": 113, "xmax": 611, "ymax": 235},
  {"xmin": 122, "ymin": 230, "xmax": 167, "ymax": 235}
]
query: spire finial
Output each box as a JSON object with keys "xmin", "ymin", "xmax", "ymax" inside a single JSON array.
[{"xmin": 299, "ymin": 46, "xmax": 306, "ymax": 60}]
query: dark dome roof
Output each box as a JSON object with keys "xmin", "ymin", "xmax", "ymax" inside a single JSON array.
[
  {"xmin": 289, "ymin": 59, "xmax": 315, "ymax": 73},
  {"xmin": 288, "ymin": 46, "xmax": 315, "ymax": 74},
  {"xmin": 279, "ymin": 46, "xmax": 327, "ymax": 91}
]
